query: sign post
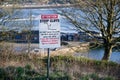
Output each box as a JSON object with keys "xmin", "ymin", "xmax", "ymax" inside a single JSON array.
[
  {"xmin": 47, "ymin": 48, "xmax": 50, "ymax": 80},
  {"xmin": 39, "ymin": 14, "xmax": 60, "ymax": 80}
]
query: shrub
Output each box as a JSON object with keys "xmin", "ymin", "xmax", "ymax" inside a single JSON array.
[
  {"xmin": 15, "ymin": 67, "xmax": 24, "ymax": 76},
  {"xmin": 0, "ymin": 68, "xmax": 6, "ymax": 79}
]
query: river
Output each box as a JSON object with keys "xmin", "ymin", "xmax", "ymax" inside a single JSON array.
[{"xmin": 74, "ymin": 47, "xmax": 120, "ymax": 64}]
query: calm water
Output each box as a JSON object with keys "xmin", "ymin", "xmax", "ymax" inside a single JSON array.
[{"xmin": 74, "ymin": 48, "xmax": 120, "ymax": 64}]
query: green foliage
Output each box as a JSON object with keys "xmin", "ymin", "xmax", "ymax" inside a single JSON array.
[
  {"xmin": 50, "ymin": 71, "xmax": 70, "ymax": 80},
  {"xmin": 0, "ymin": 68, "xmax": 6, "ymax": 79},
  {"xmin": 80, "ymin": 73, "xmax": 114, "ymax": 80},
  {"xmin": 24, "ymin": 64, "xmax": 31, "ymax": 70},
  {"xmin": 0, "ymin": 66, "xmax": 71, "ymax": 80},
  {"xmin": 16, "ymin": 67, "xmax": 24, "ymax": 76},
  {"xmin": 104, "ymin": 77, "xmax": 115, "ymax": 80}
]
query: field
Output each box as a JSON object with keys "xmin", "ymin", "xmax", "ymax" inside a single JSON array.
[{"xmin": 0, "ymin": 42, "xmax": 120, "ymax": 80}]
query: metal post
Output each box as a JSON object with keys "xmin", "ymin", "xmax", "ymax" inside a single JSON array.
[{"xmin": 47, "ymin": 48, "xmax": 50, "ymax": 80}]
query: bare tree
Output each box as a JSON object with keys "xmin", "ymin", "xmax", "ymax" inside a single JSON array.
[
  {"xmin": 0, "ymin": 0, "xmax": 18, "ymax": 39},
  {"xmin": 61, "ymin": 0, "xmax": 120, "ymax": 61}
]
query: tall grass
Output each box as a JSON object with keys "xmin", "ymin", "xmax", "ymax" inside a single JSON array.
[{"xmin": 0, "ymin": 43, "xmax": 120, "ymax": 79}]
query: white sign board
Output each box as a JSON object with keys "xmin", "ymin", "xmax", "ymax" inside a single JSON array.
[{"xmin": 39, "ymin": 14, "xmax": 60, "ymax": 48}]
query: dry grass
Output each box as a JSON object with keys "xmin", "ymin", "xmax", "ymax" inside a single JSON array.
[{"xmin": 0, "ymin": 42, "xmax": 120, "ymax": 79}]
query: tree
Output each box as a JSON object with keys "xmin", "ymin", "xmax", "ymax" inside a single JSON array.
[
  {"xmin": 0, "ymin": 0, "xmax": 30, "ymax": 41},
  {"xmin": 61, "ymin": 0, "xmax": 120, "ymax": 61},
  {"xmin": 1, "ymin": 1, "xmax": 33, "ymax": 47}
]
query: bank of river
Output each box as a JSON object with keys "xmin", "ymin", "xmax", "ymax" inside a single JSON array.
[{"xmin": 2, "ymin": 42, "xmax": 119, "ymax": 63}]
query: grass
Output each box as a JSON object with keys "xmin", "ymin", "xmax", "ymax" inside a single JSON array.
[
  {"xmin": 0, "ymin": 66, "xmax": 115, "ymax": 80},
  {"xmin": 0, "ymin": 66, "xmax": 70, "ymax": 80},
  {"xmin": 0, "ymin": 43, "xmax": 120, "ymax": 80},
  {"xmin": 80, "ymin": 73, "xmax": 114, "ymax": 80}
]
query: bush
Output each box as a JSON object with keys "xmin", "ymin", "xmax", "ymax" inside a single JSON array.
[
  {"xmin": 16, "ymin": 67, "xmax": 24, "ymax": 76},
  {"xmin": 0, "ymin": 68, "xmax": 6, "ymax": 79}
]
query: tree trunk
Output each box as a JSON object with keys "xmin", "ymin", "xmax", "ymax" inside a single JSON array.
[{"xmin": 102, "ymin": 43, "xmax": 113, "ymax": 61}]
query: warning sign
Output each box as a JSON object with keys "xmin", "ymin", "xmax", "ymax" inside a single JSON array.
[{"xmin": 39, "ymin": 14, "xmax": 60, "ymax": 48}]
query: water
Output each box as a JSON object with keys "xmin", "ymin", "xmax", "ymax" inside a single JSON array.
[{"xmin": 74, "ymin": 48, "xmax": 120, "ymax": 64}]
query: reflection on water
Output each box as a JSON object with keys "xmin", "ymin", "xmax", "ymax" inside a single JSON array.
[
  {"xmin": 74, "ymin": 48, "xmax": 120, "ymax": 64},
  {"xmin": 88, "ymin": 48, "xmax": 104, "ymax": 60}
]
